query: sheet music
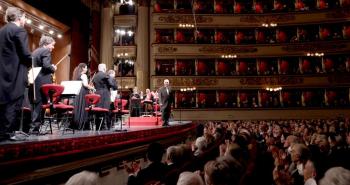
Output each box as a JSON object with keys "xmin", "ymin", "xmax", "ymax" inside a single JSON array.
[
  {"xmin": 28, "ymin": 67, "xmax": 41, "ymax": 84},
  {"xmin": 61, "ymin": 81, "xmax": 82, "ymax": 95}
]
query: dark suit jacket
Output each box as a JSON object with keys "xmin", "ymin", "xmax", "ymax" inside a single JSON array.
[
  {"xmin": 127, "ymin": 162, "xmax": 168, "ymax": 185},
  {"xmin": 0, "ymin": 22, "xmax": 32, "ymax": 104},
  {"xmin": 32, "ymin": 47, "xmax": 55, "ymax": 103},
  {"xmin": 158, "ymin": 86, "xmax": 173, "ymax": 111},
  {"xmin": 92, "ymin": 71, "xmax": 115, "ymax": 109}
]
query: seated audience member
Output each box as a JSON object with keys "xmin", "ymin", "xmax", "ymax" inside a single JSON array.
[
  {"xmin": 303, "ymin": 159, "xmax": 317, "ymax": 185},
  {"xmin": 176, "ymin": 171, "xmax": 204, "ymax": 185},
  {"xmin": 127, "ymin": 142, "xmax": 168, "ymax": 185},
  {"xmin": 65, "ymin": 171, "xmax": 100, "ymax": 185},
  {"xmin": 319, "ymin": 167, "xmax": 350, "ymax": 185}
]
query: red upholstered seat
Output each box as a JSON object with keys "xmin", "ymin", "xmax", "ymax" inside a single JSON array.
[
  {"xmin": 84, "ymin": 94, "xmax": 109, "ymax": 131},
  {"xmin": 41, "ymin": 84, "xmax": 74, "ymax": 134}
]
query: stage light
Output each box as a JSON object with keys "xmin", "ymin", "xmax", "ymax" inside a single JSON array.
[
  {"xmin": 127, "ymin": 30, "xmax": 133, "ymax": 36},
  {"xmin": 26, "ymin": 19, "xmax": 32, "ymax": 24},
  {"xmin": 120, "ymin": 30, "xmax": 126, "ymax": 35},
  {"xmin": 39, "ymin": 25, "xmax": 45, "ymax": 30},
  {"xmin": 57, "ymin": 34, "xmax": 62, "ymax": 38},
  {"xmin": 49, "ymin": 30, "xmax": 54, "ymax": 35},
  {"xmin": 127, "ymin": 0, "xmax": 133, "ymax": 5},
  {"xmin": 116, "ymin": 29, "xmax": 121, "ymax": 33}
]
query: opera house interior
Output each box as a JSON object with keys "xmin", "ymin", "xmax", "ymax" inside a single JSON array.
[{"xmin": 0, "ymin": 0, "xmax": 350, "ymax": 184}]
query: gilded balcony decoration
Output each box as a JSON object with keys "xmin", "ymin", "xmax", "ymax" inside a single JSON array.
[
  {"xmin": 151, "ymin": 75, "xmax": 349, "ymax": 89},
  {"xmin": 239, "ymin": 14, "xmax": 295, "ymax": 23},
  {"xmin": 153, "ymin": 10, "xmax": 350, "ymax": 28},
  {"xmin": 158, "ymin": 46, "xmax": 178, "ymax": 53},
  {"xmin": 325, "ymin": 8, "xmax": 350, "ymax": 18},
  {"xmin": 154, "ymin": 77, "xmax": 218, "ymax": 88},
  {"xmin": 158, "ymin": 15, "xmax": 213, "ymax": 23},
  {"xmin": 113, "ymin": 46, "xmax": 136, "ymax": 58},
  {"xmin": 239, "ymin": 76, "xmax": 304, "ymax": 86},
  {"xmin": 113, "ymin": 15, "xmax": 137, "ymax": 27},
  {"xmin": 281, "ymin": 43, "xmax": 347, "ymax": 52},
  {"xmin": 198, "ymin": 46, "xmax": 258, "ymax": 54}
]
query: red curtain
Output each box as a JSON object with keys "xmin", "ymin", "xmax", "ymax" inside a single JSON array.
[
  {"xmin": 256, "ymin": 31, "xmax": 265, "ymax": 43},
  {"xmin": 234, "ymin": 3, "xmax": 243, "ymax": 13},
  {"xmin": 255, "ymin": 2, "xmax": 263, "ymax": 13},
  {"xmin": 324, "ymin": 58, "xmax": 334, "ymax": 71},
  {"xmin": 260, "ymin": 92, "xmax": 268, "ymax": 105},
  {"xmin": 318, "ymin": 0, "xmax": 327, "ymax": 9},
  {"xmin": 197, "ymin": 60, "xmax": 208, "ymax": 75},
  {"xmin": 176, "ymin": 31, "xmax": 185, "ymax": 42},
  {"xmin": 302, "ymin": 59, "xmax": 311, "ymax": 71},
  {"xmin": 282, "ymin": 92, "xmax": 290, "ymax": 102},
  {"xmin": 320, "ymin": 28, "xmax": 331, "ymax": 40},
  {"xmin": 217, "ymin": 61, "xmax": 229, "ymax": 74},
  {"xmin": 327, "ymin": 91, "xmax": 337, "ymax": 103},
  {"xmin": 280, "ymin": 60, "xmax": 289, "ymax": 74},
  {"xmin": 218, "ymin": 92, "xmax": 228, "ymax": 104},
  {"xmin": 277, "ymin": 30, "xmax": 287, "ymax": 43},
  {"xmin": 295, "ymin": 0, "xmax": 305, "ymax": 10},
  {"xmin": 215, "ymin": 31, "xmax": 224, "ymax": 43},
  {"xmin": 235, "ymin": 31, "xmax": 244, "ymax": 44},
  {"xmin": 198, "ymin": 93, "xmax": 207, "ymax": 103},
  {"xmin": 154, "ymin": 3, "xmax": 161, "ymax": 12},
  {"xmin": 215, "ymin": 3, "xmax": 224, "ymax": 13},
  {"xmin": 303, "ymin": 91, "xmax": 314, "ymax": 102},
  {"xmin": 238, "ymin": 61, "xmax": 248, "ymax": 73},
  {"xmin": 258, "ymin": 60, "xmax": 268, "ymax": 73},
  {"xmin": 239, "ymin": 93, "xmax": 247, "ymax": 102}
]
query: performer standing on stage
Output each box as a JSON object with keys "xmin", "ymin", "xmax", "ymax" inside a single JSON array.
[
  {"xmin": 130, "ymin": 87, "xmax": 141, "ymax": 117},
  {"xmin": 158, "ymin": 79, "xmax": 173, "ymax": 126},
  {"xmin": 92, "ymin": 64, "xmax": 115, "ymax": 129},
  {"xmin": 30, "ymin": 35, "xmax": 56, "ymax": 132},
  {"xmin": 72, "ymin": 63, "xmax": 95, "ymax": 129},
  {"xmin": 0, "ymin": 7, "xmax": 32, "ymax": 140}
]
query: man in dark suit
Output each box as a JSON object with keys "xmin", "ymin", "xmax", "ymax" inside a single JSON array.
[
  {"xmin": 30, "ymin": 35, "xmax": 56, "ymax": 132},
  {"xmin": 92, "ymin": 64, "xmax": 116, "ymax": 129},
  {"xmin": 0, "ymin": 7, "xmax": 32, "ymax": 140},
  {"xmin": 158, "ymin": 79, "xmax": 173, "ymax": 126}
]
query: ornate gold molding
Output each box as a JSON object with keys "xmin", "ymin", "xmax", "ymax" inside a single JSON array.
[
  {"xmin": 325, "ymin": 8, "xmax": 350, "ymax": 18},
  {"xmin": 158, "ymin": 15, "xmax": 213, "ymax": 23},
  {"xmin": 240, "ymin": 14, "xmax": 295, "ymax": 23},
  {"xmin": 155, "ymin": 78, "xmax": 218, "ymax": 87},
  {"xmin": 240, "ymin": 77, "xmax": 304, "ymax": 85},
  {"xmin": 158, "ymin": 46, "xmax": 178, "ymax": 53},
  {"xmin": 281, "ymin": 43, "xmax": 347, "ymax": 52},
  {"xmin": 198, "ymin": 46, "xmax": 257, "ymax": 54}
]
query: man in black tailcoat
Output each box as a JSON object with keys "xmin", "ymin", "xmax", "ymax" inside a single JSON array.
[
  {"xmin": 158, "ymin": 79, "xmax": 174, "ymax": 126},
  {"xmin": 30, "ymin": 35, "xmax": 56, "ymax": 132},
  {"xmin": 0, "ymin": 7, "xmax": 32, "ymax": 140},
  {"xmin": 92, "ymin": 64, "xmax": 115, "ymax": 129}
]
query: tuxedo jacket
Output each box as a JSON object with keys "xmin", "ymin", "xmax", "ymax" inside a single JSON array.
[
  {"xmin": 158, "ymin": 86, "xmax": 173, "ymax": 111},
  {"xmin": 32, "ymin": 47, "xmax": 55, "ymax": 102},
  {"xmin": 0, "ymin": 22, "xmax": 32, "ymax": 104}
]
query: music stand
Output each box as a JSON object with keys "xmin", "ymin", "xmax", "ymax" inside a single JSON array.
[
  {"xmin": 60, "ymin": 81, "xmax": 82, "ymax": 133},
  {"xmin": 114, "ymin": 98, "xmax": 127, "ymax": 132}
]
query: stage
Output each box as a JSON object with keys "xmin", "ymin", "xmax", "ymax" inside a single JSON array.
[{"xmin": 0, "ymin": 118, "xmax": 196, "ymax": 185}]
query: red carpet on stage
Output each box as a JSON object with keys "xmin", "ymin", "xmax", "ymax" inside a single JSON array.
[{"xmin": 128, "ymin": 116, "xmax": 163, "ymax": 126}]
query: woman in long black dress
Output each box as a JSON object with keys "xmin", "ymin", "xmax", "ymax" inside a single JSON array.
[{"xmin": 72, "ymin": 63, "xmax": 95, "ymax": 129}]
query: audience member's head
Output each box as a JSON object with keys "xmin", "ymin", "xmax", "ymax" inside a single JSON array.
[
  {"xmin": 147, "ymin": 142, "xmax": 165, "ymax": 163},
  {"xmin": 65, "ymin": 171, "xmax": 99, "ymax": 185},
  {"xmin": 177, "ymin": 171, "xmax": 205, "ymax": 185},
  {"xmin": 291, "ymin": 143, "xmax": 310, "ymax": 164},
  {"xmin": 303, "ymin": 159, "xmax": 317, "ymax": 182},
  {"xmin": 319, "ymin": 167, "xmax": 350, "ymax": 185},
  {"xmin": 204, "ymin": 157, "xmax": 241, "ymax": 185},
  {"xmin": 166, "ymin": 145, "xmax": 181, "ymax": 165}
]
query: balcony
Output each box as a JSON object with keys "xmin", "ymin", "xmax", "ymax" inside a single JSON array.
[{"xmin": 152, "ymin": 9, "xmax": 350, "ymax": 28}]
